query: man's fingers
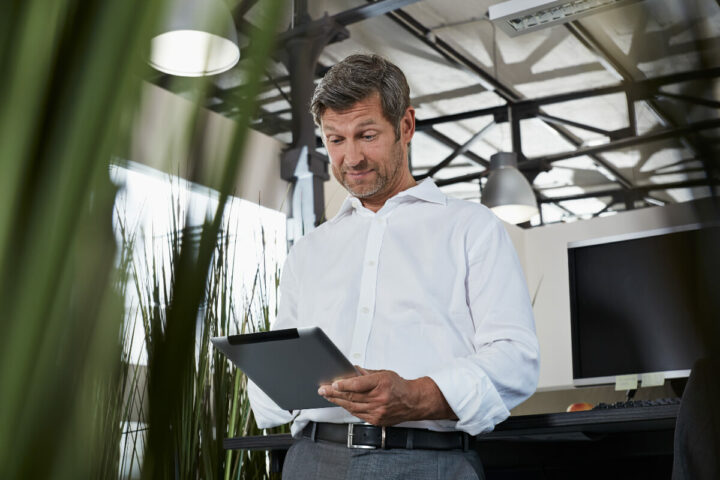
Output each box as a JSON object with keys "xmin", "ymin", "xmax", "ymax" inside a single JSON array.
[
  {"xmin": 319, "ymin": 387, "xmax": 371, "ymax": 405},
  {"xmin": 318, "ymin": 385, "xmax": 369, "ymax": 403},
  {"xmin": 322, "ymin": 396, "xmax": 385, "ymax": 426},
  {"xmin": 332, "ymin": 373, "xmax": 380, "ymax": 393},
  {"xmin": 322, "ymin": 396, "xmax": 370, "ymax": 413}
]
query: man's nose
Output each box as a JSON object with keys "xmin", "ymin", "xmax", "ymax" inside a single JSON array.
[{"xmin": 344, "ymin": 141, "xmax": 364, "ymax": 168}]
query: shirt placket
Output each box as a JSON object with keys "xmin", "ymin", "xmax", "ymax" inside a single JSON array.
[{"xmin": 348, "ymin": 214, "xmax": 388, "ymax": 366}]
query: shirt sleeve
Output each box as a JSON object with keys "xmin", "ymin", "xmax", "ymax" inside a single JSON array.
[
  {"xmin": 427, "ymin": 213, "xmax": 540, "ymax": 435},
  {"xmin": 247, "ymin": 246, "xmax": 301, "ymax": 429}
]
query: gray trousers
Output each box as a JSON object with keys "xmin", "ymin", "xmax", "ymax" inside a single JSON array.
[{"xmin": 282, "ymin": 438, "xmax": 485, "ymax": 480}]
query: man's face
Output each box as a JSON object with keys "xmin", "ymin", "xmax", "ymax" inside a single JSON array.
[{"xmin": 321, "ymin": 94, "xmax": 414, "ymax": 201}]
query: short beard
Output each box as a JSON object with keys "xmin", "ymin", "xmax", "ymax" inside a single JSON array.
[
  {"xmin": 341, "ymin": 140, "xmax": 404, "ymax": 199},
  {"xmin": 343, "ymin": 172, "xmax": 384, "ymax": 198}
]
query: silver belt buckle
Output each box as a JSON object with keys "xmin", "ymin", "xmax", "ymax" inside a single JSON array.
[{"xmin": 347, "ymin": 423, "xmax": 381, "ymax": 449}]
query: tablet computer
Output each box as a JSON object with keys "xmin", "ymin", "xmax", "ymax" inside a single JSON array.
[{"xmin": 211, "ymin": 327, "xmax": 358, "ymax": 410}]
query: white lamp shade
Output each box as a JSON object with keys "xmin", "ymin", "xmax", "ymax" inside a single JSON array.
[
  {"xmin": 150, "ymin": 30, "xmax": 239, "ymax": 76},
  {"xmin": 488, "ymin": 204, "xmax": 538, "ymax": 225},
  {"xmin": 149, "ymin": 0, "xmax": 240, "ymax": 76},
  {"xmin": 482, "ymin": 152, "xmax": 539, "ymax": 224}
]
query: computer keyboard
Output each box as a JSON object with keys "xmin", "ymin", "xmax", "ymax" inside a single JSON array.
[{"xmin": 593, "ymin": 397, "xmax": 681, "ymax": 410}]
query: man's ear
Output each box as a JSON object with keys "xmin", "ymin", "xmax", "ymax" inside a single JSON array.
[{"xmin": 401, "ymin": 106, "xmax": 416, "ymax": 144}]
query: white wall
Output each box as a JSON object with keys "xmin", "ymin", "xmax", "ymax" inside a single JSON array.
[
  {"xmin": 519, "ymin": 199, "xmax": 718, "ymax": 390},
  {"xmin": 130, "ymin": 82, "xmax": 289, "ymax": 213}
]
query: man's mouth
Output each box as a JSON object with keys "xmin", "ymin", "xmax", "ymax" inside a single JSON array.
[{"xmin": 345, "ymin": 170, "xmax": 373, "ymax": 180}]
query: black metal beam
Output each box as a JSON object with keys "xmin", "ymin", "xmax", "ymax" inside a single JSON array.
[
  {"xmin": 292, "ymin": 0, "xmax": 311, "ymax": 25},
  {"xmin": 433, "ymin": 170, "xmax": 488, "ymax": 187},
  {"xmin": 528, "ymin": 117, "xmax": 720, "ymax": 165},
  {"xmin": 217, "ymin": 63, "xmax": 330, "ymax": 103},
  {"xmin": 420, "ymin": 128, "xmax": 490, "ymax": 167},
  {"xmin": 232, "ymin": 0, "xmax": 260, "ymax": 27},
  {"xmin": 654, "ymin": 91, "xmax": 720, "ymax": 110},
  {"xmin": 626, "ymin": 90, "xmax": 637, "ymax": 137},
  {"xmin": 246, "ymin": 107, "xmax": 292, "ymax": 136},
  {"xmin": 593, "ymin": 202, "xmax": 615, "ymax": 217},
  {"xmin": 538, "ymin": 178, "xmax": 720, "ymax": 204},
  {"xmin": 536, "ymin": 113, "xmax": 611, "ymax": 136},
  {"xmin": 413, "ymin": 161, "xmax": 476, "ymax": 172},
  {"xmin": 650, "ymin": 167, "xmax": 709, "ymax": 178},
  {"xmin": 415, "ymin": 66, "xmax": 720, "ymax": 130},
  {"xmin": 508, "ymin": 106, "xmax": 522, "ymax": 155},
  {"xmin": 416, "ymin": 105, "xmax": 501, "ymax": 131},
  {"xmin": 277, "ymin": 0, "xmax": 425, "ymax": 43},
  {"xmin": 651, "ymin": 156, "xmax": 705, "ymax": 173},
  {"xmin": 420, "ymin": 121, "xmax": 494, "ymax": 179},
  {"xmin": 333, "ymin": 0, "xmax": 424, "ymax": 25},
  {"xmin": 383, "ymin": 8, "xmax": 518, "ymax": 101},
  {"xmin": 537, "ymin": 193, "xmax": 577, "ymax": 219}
]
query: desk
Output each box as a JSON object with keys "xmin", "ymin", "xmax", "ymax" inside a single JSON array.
[
  {"xmin": 224, "ymin": 404, "xmax": 679, "ymax": 478},
  {"xmin": 476, "ymin": 404, "xmax": 678, "ymax": 478},
  {"xmin": 482, "ymin": 403, "xmax": 679, "ymax": 439}
]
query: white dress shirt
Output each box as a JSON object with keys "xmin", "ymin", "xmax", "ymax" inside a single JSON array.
[{"xmin": 248, "ymin": 179, "xmax": 540, "ymax": 437}]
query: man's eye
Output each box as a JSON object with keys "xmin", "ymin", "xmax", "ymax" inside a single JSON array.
[
  {"xmin": 328, "ymin": 138, "xmax": 343, "ymax": 144},
  {"xmin": 362, "ymin": 134, "xmax": 376, "ymax": 141}
]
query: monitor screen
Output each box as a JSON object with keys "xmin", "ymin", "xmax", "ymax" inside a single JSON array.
[{"xmin": 568, "ymin": 223, "xmax": 720, "ymax": 386}]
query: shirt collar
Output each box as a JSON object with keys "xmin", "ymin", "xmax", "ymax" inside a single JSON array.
[
  {"xmin": 395, "ymin": 178, "xmax": 447, "ymax": 205},
  {"xmin": 329, "ymin": 179, "xmax": 446, "ymax": 224}
]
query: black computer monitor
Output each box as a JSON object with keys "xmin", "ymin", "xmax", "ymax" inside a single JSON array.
[{"xmin": 567, "ymin": 223, "xmax": 720, "ymax": 387}]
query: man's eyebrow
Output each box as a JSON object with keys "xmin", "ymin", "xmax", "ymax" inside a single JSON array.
[
  {"xmin": 357, "ymin": 119, "xmax": 379, "ymax": 127},
  {"xmin": 323, "ymin": 118, "xmax": 380, "ymax": 134}
]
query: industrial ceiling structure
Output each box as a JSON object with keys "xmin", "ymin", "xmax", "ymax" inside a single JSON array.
[{"xmin": 151, "ymin": 0, "xmax": 720, "ymax": 227}]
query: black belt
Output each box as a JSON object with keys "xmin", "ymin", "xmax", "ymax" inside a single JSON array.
[{"xmin": 302, "ymin": 422, "xmax": 471, "ymax": 451}]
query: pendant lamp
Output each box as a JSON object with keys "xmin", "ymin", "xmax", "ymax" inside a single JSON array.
[
  {"xmin": 149, "ymin": 0, "xmax": 240, "ymax": 77},
  {"xmin": 481, "ymin": 152, "xmax": 539, "ymax": 225}
]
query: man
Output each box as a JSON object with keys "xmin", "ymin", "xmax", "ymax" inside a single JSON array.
[{"xmin": 248, "ymin": 54, "xmax": 540, "ymax": 479}]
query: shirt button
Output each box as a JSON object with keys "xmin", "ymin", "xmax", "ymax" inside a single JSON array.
[
  {"xmin": 360, "ymin": 307, "xmax": 369, "ymax": 314},
  {"xmin": 352, "ymin": 353, "xmax": 361, "ymax": 360},
  {"xmin": 367, "ymin": 260, "xmax": 376, "ymax": 267}
]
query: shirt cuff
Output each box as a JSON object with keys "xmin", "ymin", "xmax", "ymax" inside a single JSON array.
[{"xmin": 427, "ymin": 361, "xmax": 510, "ymax": 436}]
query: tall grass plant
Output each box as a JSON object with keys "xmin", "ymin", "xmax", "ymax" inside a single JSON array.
[{"xmin": 0, "ymin": 0, "xmax": 283, "ymax": 477}]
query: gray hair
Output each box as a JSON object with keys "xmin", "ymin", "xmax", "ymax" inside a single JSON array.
[{"xmin": 310, "ymin": 54, "xmax": 410, "ymax": 140}]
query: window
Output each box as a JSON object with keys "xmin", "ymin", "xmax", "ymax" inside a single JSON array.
[{"xmin": 111, "ymin": 160, "xmax": 287, "ymax": 365}]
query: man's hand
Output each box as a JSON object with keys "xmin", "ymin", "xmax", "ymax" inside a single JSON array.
[{"xmin": 318, "ymin": 367, "xmax": 456, "ymax": 426}]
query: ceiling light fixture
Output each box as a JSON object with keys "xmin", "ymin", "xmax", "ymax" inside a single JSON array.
[
  {"xmin": 482, "ymin": 152, "xmax": 539, "ymax": 224},
  {"xmin": 149, "ymin": 0, "xmax": 240, "ymax": 77},
  {"xmin": 488, "ymin": 0, "xmax": 644, "ymax": 37}
]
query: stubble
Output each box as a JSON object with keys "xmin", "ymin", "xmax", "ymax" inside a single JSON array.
[{"xmin": 335, "ymin": 140, "xmax": 404, "ymax": 199}]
